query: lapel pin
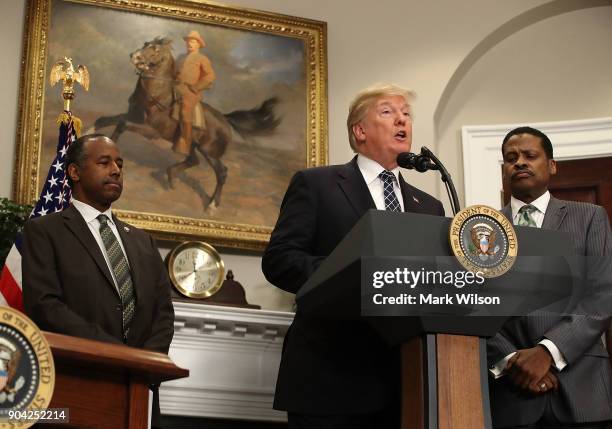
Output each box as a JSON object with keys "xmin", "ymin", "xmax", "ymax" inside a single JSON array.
[
  {"xmin": 413, "ymin": 196, "xmax": 420, "ymax": 204},
  {"xmin": 124, "ymin": 226, "xmax": 130, "ymax": 232}
]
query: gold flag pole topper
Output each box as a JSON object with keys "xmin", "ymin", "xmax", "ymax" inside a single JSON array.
[{"xmin": 49, "ymin": 57, "xmax": 89, "ymax": 133}]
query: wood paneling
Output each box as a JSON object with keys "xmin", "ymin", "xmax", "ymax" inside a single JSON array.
[
  {"xmin": 38, "ymin": 331, "xmax": 188, "ymax": 429},
  {"xmin": 436, "ymin": 334, "xmax": 484, "ymax": 429}
]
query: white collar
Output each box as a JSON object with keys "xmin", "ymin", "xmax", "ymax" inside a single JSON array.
[
  {"xmin": 71, "ymin": 198, "xmax": 114, "ymax": 225},
  {"xmin": 510, "ymin": 190, "xmax": 551, "ymax": 216},
  {"xmin": 356, "ymin": 154, "xmax": 401, "ymax": 185}
]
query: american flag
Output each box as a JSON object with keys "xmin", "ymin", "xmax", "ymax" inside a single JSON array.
[{"xmin": 0, "ymin": 114, "xmax": 78, "ymax": 309}]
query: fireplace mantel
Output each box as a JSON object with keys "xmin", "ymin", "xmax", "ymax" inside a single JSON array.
[{"xmin": 160, "ymin": 301, "xmax": 294, "ymax": 422}]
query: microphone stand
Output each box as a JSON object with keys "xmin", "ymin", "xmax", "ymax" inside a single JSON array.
[{"xmin": 419, "ymin": 147, "xmax": 461, "ymax": 216}]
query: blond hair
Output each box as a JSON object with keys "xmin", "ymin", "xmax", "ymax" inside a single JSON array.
[{"xmin": 346, "ymin": 83, "xmax": 415, "ymax": 151}]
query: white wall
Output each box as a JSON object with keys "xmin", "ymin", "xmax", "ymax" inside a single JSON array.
[
  {"xmin": 2, "ymin": 0, "xmax": 611, "ymax": 310},
  {"xmin": 0, "ymin": 1, "xmax": 26, "ymax": 197},
  {"xmin": 437, "ymin": 4, "xmax": 612, "ymax": 207}
]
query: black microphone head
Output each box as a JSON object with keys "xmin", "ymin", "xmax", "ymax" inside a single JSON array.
[
  {"xmin": 420, "ymin": 146, "xmax": 432, "ymax": 156},
  {"xmin": 396, "ymin": 152, "xmax": 417, "ymax": 169},
  {"xmin": 414, "ymin": 155, "xmax": 431, "ymax": 173}
]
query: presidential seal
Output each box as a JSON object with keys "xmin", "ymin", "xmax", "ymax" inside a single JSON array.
[
  {"xmin": 449, "ymin": 205, "xmax": 518, "ymax": 278},
  {"xmin": 0, "ymin": 306, "xmax": 54, "ymax": 428}
]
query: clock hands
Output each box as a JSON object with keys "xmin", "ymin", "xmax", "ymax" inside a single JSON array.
[{"xmin": 169, "ymin": 242, "xmax": 224, "ymax": 298}]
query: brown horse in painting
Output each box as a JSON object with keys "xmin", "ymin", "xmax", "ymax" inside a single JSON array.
[{"xmin": 93, "ymin": 37, "xmax": 280, "ymax": 210}]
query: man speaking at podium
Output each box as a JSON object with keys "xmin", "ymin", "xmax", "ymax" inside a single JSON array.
[
  {"xmin": 263, "ymin": 84, "xmax": 444, "ymax": 428},
  {"xmin": 488, "ymin": 126, "xmax": 612, "ymax": 428}
]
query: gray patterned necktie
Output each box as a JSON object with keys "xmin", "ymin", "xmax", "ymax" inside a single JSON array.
[
  {"xmin": 379, "ymin": 170, "xmax": 401, "ymax": 212},
  {"xmin": 517, "ymin": 204, "xmax": 537, "ymax": 227},
  {"xmin": 98, "ymin": 214, "xmax": 135, "ymax": 339}
]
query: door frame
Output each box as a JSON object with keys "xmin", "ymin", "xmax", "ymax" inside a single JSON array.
[{"xmin": 462, "ymin": 117, "xmax": 612, "ymax": 208}]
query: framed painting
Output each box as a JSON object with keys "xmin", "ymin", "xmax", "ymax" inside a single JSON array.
[{"xmin": 14, "ymin": 0, "xmax": 328, "ymax": 250}]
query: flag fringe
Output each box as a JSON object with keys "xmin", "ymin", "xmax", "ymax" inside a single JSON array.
[{"xmin": 56, "ymin": 112, "xmax": 82, "ymax": 137}]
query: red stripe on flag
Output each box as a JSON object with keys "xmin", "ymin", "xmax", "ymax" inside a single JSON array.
[{"xmin": 0, "ymin": 265, "xmax": 23, "ymax": 311}]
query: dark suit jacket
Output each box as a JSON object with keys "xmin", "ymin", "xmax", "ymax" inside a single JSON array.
[
  {"xmin": 487, "ymin": 197, "xmax": 612, "ymax": 427},
  {"xmin": 262, "ymin": 157, "xmax": 444, "ymax": 415},
  {"xmin": 22, "ymin": 204, "xmax": 174, "ymax": 353}
]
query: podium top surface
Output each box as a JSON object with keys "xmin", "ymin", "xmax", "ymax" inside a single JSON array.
[
  {"xmin": 298, "ymin": 210, "xmax": 573, "ymax": 300},
  {"xmin": 44, "ymin": 331, "xmax": 189, "ymax": 383},
  {"xmin": 294, "ymin": 210, "xmax": 576, "ymax": 339}
]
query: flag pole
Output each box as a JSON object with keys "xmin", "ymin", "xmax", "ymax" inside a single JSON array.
[{"xmin": 49, "ymin": 56, "xmax": 89, "ymax": 135}]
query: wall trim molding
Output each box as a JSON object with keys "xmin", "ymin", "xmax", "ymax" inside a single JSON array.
[
  {"xmin": 462, "ymin": 117, "xmax": 612, "ymax": 208},
  {"xmin": 160, "ymin": 301, "xmax": 294, "ymax": 422}
]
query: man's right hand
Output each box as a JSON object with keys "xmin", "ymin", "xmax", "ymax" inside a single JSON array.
[
  {"xmin": 506, "ymin": 345, "xmax": 552, "ymax": 390},
  {"xmin": 524, "ymin": 370, "xmax": 559, "ymax": 395}
]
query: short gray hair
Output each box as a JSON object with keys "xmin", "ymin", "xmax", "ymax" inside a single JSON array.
[{"xmin": 346, "ymin": 83, "xmax": 415, "ymax": 151}]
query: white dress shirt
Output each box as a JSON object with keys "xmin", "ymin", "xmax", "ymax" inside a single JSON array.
[
  {"xmin": 357, "ymin": 154, "xmax": 405, "ymax": 211},
  {"xmin": 71, "ymin": 198, "xmax": 129, "ymax": 292},
  {"xmin": 490, "ymin": 190, "xmax": 567, "ymax": 378},
  {"xmin": 510, "ymin": 191, "xmax": 550, "ymax": 228}
]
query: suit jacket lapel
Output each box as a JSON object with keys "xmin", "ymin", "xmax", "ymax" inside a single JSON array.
[
  {"xmin": 337, "ymin": 157, "xmax": 376, "ymax": 218},
  {"xmin": 398, "ymin": 174, "xmax": 436, "ymax": 215},
  {"xmin": 502, "ymin": 197, "xmax": 566, "ymax": 230},
  {"xmin": 62, "ymin": 205, "xmax": 115, "ymax": 290},
  {"xmin": 399, "ymin": 174, "xmax": 421, "ymax": 213},
  {"xmin": 501, "ymin": 204, "xmax": 512, "ymax": 222},
  {"xmin": 114, "ymin": 216, "xmax": 141, "ymax": 302},
  {"xmin": 542, "ymin": 197, "xmax": 566, "ymax": 231}
]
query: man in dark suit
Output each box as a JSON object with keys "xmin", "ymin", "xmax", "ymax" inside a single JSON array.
[
  {"xmin": 262, "ymin": 84, "xmax": 444, "ymax": 428},
  {"xmin": 488, "ymin": 126, "xmax": 612, "ymax": 428},
  {"xmin": 22, "ymin": 134, "xmax": 174, "ymax": 425}
]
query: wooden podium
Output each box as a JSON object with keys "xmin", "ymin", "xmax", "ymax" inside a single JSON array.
[
  {"xmin": 42, "ymin": 331, "xmax": 188, "ymax": 429},
  {"xmin": 296, "ymin": 210, "xmax": 573, "ymax": 429},
  {"xmin": 400, "ymin": 334, "xmax": 488, "ymax": 429}
]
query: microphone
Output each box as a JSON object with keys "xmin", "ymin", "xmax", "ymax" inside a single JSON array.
[
  {"xmin": 397, "ymin": 147, "xmax": 461, "ymax": 215},
  {"xmin": 396, "ymin": 151, "xmax": 438, "ymax": 172}
]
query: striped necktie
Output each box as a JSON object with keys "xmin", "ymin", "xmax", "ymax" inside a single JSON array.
[
  {"xmin": 98, "ymin": 214, "xmax": 135, "ymax": 340},
  {"xmin": 379, "ymin": 170, "xmax": 401, "ymax": 212},
  {"xmin": 517, "ymin": 204, "xmax": 537, "ymax": 227}
]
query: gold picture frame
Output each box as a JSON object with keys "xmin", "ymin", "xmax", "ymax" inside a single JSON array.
[{"xmin": 14, "ymin": 0, "xmax": 328, "ymax": 251}]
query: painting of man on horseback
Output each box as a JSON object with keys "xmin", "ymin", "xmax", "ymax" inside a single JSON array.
[
  {"xmin": 93, "ymin": 35, "xmax": 280, "ymax": 210},
  {"xmin": 173, "ymin": 30, "xmax": 216, "ymax": 156},
  {"xmin": 35, "ymin": 1, "xmax": 324, "ymax": 248}
]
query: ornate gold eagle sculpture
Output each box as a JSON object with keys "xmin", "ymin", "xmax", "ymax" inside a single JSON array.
[
  {"xmin": 49, "ymin": 57, "xmax": 89, "ymax": 111},
  {"xmin": 50, "ymin": 57, "xmax": 89, "ymax": 91}
]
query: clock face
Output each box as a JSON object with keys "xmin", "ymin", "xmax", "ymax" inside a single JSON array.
[{"xmin": 168, "ymin": 242, "xmax": 224, "ymax": 298}]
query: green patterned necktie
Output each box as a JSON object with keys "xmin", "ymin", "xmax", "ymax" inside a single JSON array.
[
  {"xmin": 517, "ymin": 204, "xmax": 537, "ymax": 227},
  {"xmin": 98, "ymin": 214, "xmax": 135, "ymax": 339}
]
